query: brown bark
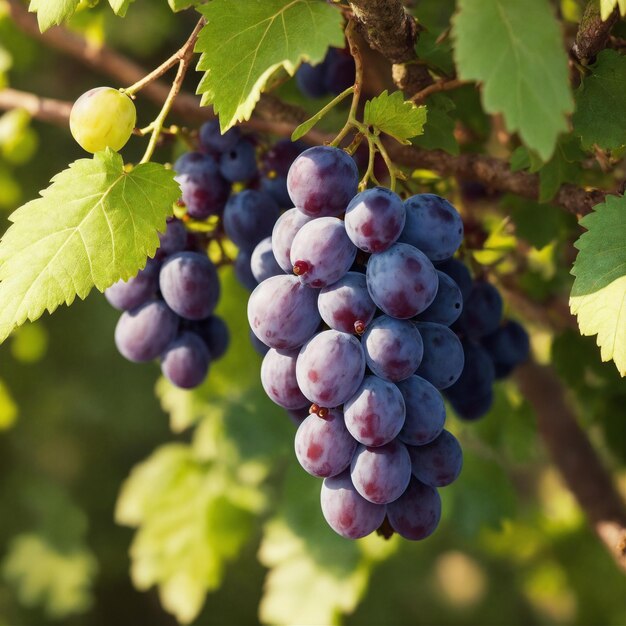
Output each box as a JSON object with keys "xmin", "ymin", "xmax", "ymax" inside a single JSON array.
[{"xmin": 572, "ymin": 1, "xmax": 620, "ymax": 62}]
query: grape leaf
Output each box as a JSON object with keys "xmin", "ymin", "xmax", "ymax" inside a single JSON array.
[
  {"xmin": 0, "ymin": 150, "xmax": 179, "ymax": 344},
  {"xmin": 600, "ymin": 0, "xmax": 626, "ymax": 20},
  {"xmin": 108, "ymin": 0, "xmax": 134, "ymax": 17},
  {"xmin": 168, "ymin": 0, "xmax": 202, "ymax": 11},
  {"xmin": 570, "ymin": 194, "xmax": 626, "ymax": 376},
  {"xmin": 452, "ymin": 0, "xmax": 573, "ymax": 160},
  {"xmin": 195, "ymin": 0, "xmax": 344, "ymax": 131},
  {"xmin": 28, "ymin": 0, "xmax": 79, "ymax": 31},
  {"xmin": 363, "ymin": 90, "xmax": 427, "ymax": 144},
  {"xmin": 573, "ymin": 50, "xmax": 626, "ymax": 151},
  {"xmin": 413, "ymin": 94, "xmax": 458, "ymax": 155}
]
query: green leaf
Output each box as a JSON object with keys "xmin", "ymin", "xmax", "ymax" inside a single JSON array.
[
  {"xmin": 573, "ymin": 50, "xmax": 626, "ymax": 151},
  {"xmin": 505, "ymin": 195, "xmax": 570, "ymax": 249},
  {"xmin": 168, "ymin": 0, "xmax": 202, "ymax": 11},
  {"xmin": 108, "ymin": 0, "xmax": 134, "ymax": 17},
  {"xmin": 28, "ymin": 0, "xmax": 79, "ymax": 31},
  {"xmin": 537, "ymin": 137, "xmax": 584, "ymax": 202},
  {"xmin": 570, "ymin": 194, "xmax": 626, "ymax": 376},
  {"xmin": 415, "ymin": 30, "xmax": 455, "ymax": 76},
  {"xmin": 195, "ymin": 0, "xmax": 344, "ymax": 131},
  {"xmin": 0, "ymin": 150, "xmax": 179, "ymax": 344},
  {"xmin": 452, "ymin": 0, "xmax": 573, "ymax": 160},
  {"xmin": 363, "ymin": 90, "xmax": 427, "ymax": 144},
  {"xmin": 600, "ymin": 0, "xmax": 626, "ymax": 20},
  {"xmin": 413, "ymin": 94, "xmax": 458, "ymax": 155}
]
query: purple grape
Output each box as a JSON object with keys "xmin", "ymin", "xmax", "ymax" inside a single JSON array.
[
  {"xmin": 448, "ymin": 387, "xmax": 493, "ymax": 421},
  {"xmin": 409, "ymin": 430, "xmax": 463, "ymax": 487},
  {"xmin": 174, "ymin": 151, "xmax": 214, "ymax": 175},
  {"xmin": 174, "ymin": 152, "xmax": 230, "ymax": 219},
  {"xmin": 455, "ymin": 280, "xmax": 503, "ymax": 339},
  {"xmin": 290, "ymin": 217, "xmax": 357, "ymax": 288},
  {"xmin": 248, "ymin": 275, "xmax": 321, "ymax": 349},
  {"xmin": 250, "ymin": 237, "xmax": 283, "ymax": 283},
  {"xmin": 224, "ymin": 190, "xmax": 280, "ymax": 251},
  {"xmin": 396, "ymin": 376, "xmax": 446, "ymax": 446},
  {"xmin": 219, "ymin": 138, "xmax": 257, "ymax": 182},
  {"xmin": 320, "ymin": 470, "xmax": 387, "ymax": 539},
  {"xmin": 199, "ymin": 119, "xmax": 241, "ymax": 154},
  {"xmin": 156, "ymin": 219, "xmax": 187, "ymax": 258},
  {"xmin": 344, "ymin": 187, "xmax": 406, "ymax": 253},
  {"xmin": 387, "ymin": 478, "xmax": 441, "ymax": 540},
  {"xmin": 287, "ymin": 146, "xmax": 358, "ymax": 218},
  {"xmin": 271, "ymin": 208, "xmax": 313, "ymax": 273},
  {"xmin": 295, "ymin": 61, "xmax": 328, "ymax": 99},
  {"xmin": 263, "ymin": 139, "xmax": 306, "ymax": 177},
  {"xmin": 295, "ymin": 410, "xmax": 357, "ymax": 478},
  {"xmin": 159, "ymin": 252, "xmax": 220, "ymax": 320},
  {"xmin": 183, "ymin": 315, "xmax": 229, "ymax": 361},
  {"xmin": 318, "ymin": 272, "xmax": 376, "ymax": 334},
  {"xmin": 350, "ymin": 439, "xmax": 412, "ymax": 504},
  {"xmin": 324, "ymin": 48, "xmax": 355, "ymax": 94},
  {"xmin": 296, "ymin": 330, "xmax": 365, "ymax": 408},
  {"xmin": 436, "ymin": 258, "xmax": 472, "ymax": 302},
  {"xmin": 344, "ymin": 376, "xmax": 406, "ymax": 447},
  {"xmin": 115, "ymin": 300, "xmax": 178, "ymax": 363},
  {"xmin": 161, "ymin": 332, "xmax": 210, "ymax": 389},
  {"xmin": 416, "ymin": 271, "xmax": 463, "ymax": 326},
  {"xmin": 261, "ymin": 348, "xmax": 309, "ymax": 410},
  {"xmin": 105, "ymin": 258, "xmax": 159, "ymax": 311},
  {"xmin": 249, "ymin": 328, "xmax": 270, "ymax": 356},
  {"xmin": 362, "ymin": 316, "xmax": 424, "ymax": 382},
  {"xmin": 234, "ymin": 249, "xmax": 258, "ymax": 291},
  {"xmin": 261, "ymin": 175, "xmax": 291, "ymax": 208},
  {"xmin": 482, "ymin": 320, "xmax": 530, "ymax": 378},
  {"xmin": 366, "ymin": 243, "xmax": 438, "ymax": 319},
  {"xmin": 399, "ymin": 194, "xmax": 464, "ymax": 261},
  {"xmin": 414, "ymin": 322, "xmax": 464, "ymax": 390}
]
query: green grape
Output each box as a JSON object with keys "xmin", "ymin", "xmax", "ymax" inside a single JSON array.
[{"xmin": 69, "ymin": 87, "xmax": 136, "ymax": 153}]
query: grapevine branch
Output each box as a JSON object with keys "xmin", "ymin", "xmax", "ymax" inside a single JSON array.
[
  {"xmin": 572, "ymin": 0, "xmax": 620, "ymax": 62},
  {"xmin": 515, "ymin": 362, "xmax": 626, "ymax": 572},
  {"xmin": 0, "ymin": 88, "xmax": 71, "ymax": 126}
]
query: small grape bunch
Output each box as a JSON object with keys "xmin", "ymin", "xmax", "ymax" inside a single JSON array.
[
  {"xmin": 70, "ymin": 87, "xmax": 136, "ymax": 153},
  {"xmin": 105, "ymin": 218, "xmax": 229, "ymax": 389},
  {"xmin": 248, "ymin": 145, "xmax": 467, "ymax": 540}
]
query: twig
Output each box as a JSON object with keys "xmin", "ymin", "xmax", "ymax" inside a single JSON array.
[
  {"xmin": 0, "ymin": 88, "xmax": 71, "ymax": 126},
  {"xmin": 515, "ymin": 362, "xmax": 626, "ymax": 573},
  {"xmin": 410, "ymin": 78, "xmax": 469, "ymax": 104}
]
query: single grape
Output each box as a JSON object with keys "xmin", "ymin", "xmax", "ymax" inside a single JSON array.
[
  {"xmin": 448, "ymin": 388, "xmax": 493, "ymax": 421},
  {"xmin": 70, "ymin": 86, "xmax": 136, "ymax": 153},
  {"xmin": 159, "ymin": 251, "xmax": 220, "ymax": 320},
  {"xmin": 234, "ymin": 249, "xmax": 258, "ymax": 291},
  {"xmin": 174, "ymin": 153, "xmax": 230, "ymax": 219},
  {"xmin": 114, "ymin": 300, "xmax": 178, "ymax": 363},
  {"xmin": 317, "ymin": 272, "xmax": 376, "ymax": 334},
  {"xmin": 455, "ymin": 280, "xmax": 503, "ymax": 339},
  {"xmin": 182, "ymin": 315, "xmax": 229, "ymax": 361},
  {"xmin": 366, "ymin": 243, "xmax": 438, "ymax": 319},
  {"xmin": 295, "ymin": 61, "xmax": 329, "ymax": 99},
  {"xmin": 409, "ymin": 430, "xmax": 463, "ymax": 487},
  {"xmin": 399, "ymin": 194, "xmax": 464, "ymax": 261},
  {"xmin": 482, "ymin": 320, "xmax": 530, "ymax": 378},
  {"xmin": 324, "ymin": 48, "xmax": 356, "ymax": 95},
  {"xmin": 271, "ymin": 208, "xmax": 313, "ymax": 273},
  {"xmin": 199, "ymin": 119, "xmax": 241, "ymax": 154},
  {"xmin": 262, "ymin": 139, "xmax": 306, "ymax": 177},
  {"xmin": 362, "ymin": 316, "xmax": 424, "ymax": 382},
  {"xmin": 161, "ymin": 332, "xmax": 211, "ymax": 389},
  {"xmin": 250, "ymin": 237, "xmax": 283, "ymax": 283},
  {"xmin": 416, "ymin": 271, "xmax": 463, "ymax": 326},
  {"xmin": 219, "ymin": 138, "xmax": 258, "ymax": 182},
  {"xmin": 414, "ymin": 322, "xmax": 465, "ymax": 390},
  {"xmin": 436, "ymin": 258, "xmax": 473, "ymax": 302},
  {"xmin": 248, "ymin": 275, "xmax": 321, "ymax": 349},
  {"xmin": 320, "ymin": 470, "xmax": 387, "ymax": 539},
  {"xmin": 249, "ymin": 328, "xmax": 270, "ymax": 356},
  {"xmin": 344, "ymin": 376, "xmax": 406, "ymax": 447},
  {"xmin": 287, "ymin": 146, "xmax": 358, "ymax": 218},
  {"xmin": 290, "ymin": 217, "xmax": 357, "ymax": 288},
  {"xmin": 261, "ymin": 348, "xmax": 309, "ymax": 410},
  {"xmin": 105, "ymin": 258, "xmax": 159, "ymax": 311},
  {"xmin": 350, "ymin": 439, "xmax": 412, "ymax": 505},
  {"xmin": 396, "ymin": 376, "xmax": 446, "ymax": 446},
  {"xmin": 387, "ymin": 478, "xmax": 441, "ymax": 540},
  {"xmin": 344, "ymin": 187, "xmax": 405, "ymax": 253},
  {"xmin": 295, "ymin": 410, "xmax": 357, "ymax": 478},
  {"xmin": 224, "ymin": 190, "xmax": 280, "ymax": 251},
  {"xmin": 296, "ymin": 330, "xmax": 365, "ymax": 408},
  {"xmin": 156, "ymin": 219, "xmax": 187, "ymax": 258}
]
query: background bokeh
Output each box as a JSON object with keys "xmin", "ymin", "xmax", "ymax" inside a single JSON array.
[{"xmin": 1, "ymin": 1, "xmax": 626, "ymax": 625}]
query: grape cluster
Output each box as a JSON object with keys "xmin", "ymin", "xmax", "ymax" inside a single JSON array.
[
  {"xmin": 249, "ymin": 146, "xmax": 466, "ymax": 540},
  {"xmin": 296, "ymin": 47, "xmax": 356, "ymax": 99},
  {"xmin": 105, "ymin": 219, "xmax": 229, "ymax": 389},
  {"xmin": 443, "ymin": 268, "xmax": 530, "ymax": 420}
]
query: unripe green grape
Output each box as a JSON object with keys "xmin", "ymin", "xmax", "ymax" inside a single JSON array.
[{"xmin": 70, "ymin": 87, "xmax": 136, "ymax": 153}]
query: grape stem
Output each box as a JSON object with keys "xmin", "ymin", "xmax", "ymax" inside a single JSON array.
[
  {"xmin": 409, "ymin": 78, "xmax": 469, "ymax": 104},
  {"xmin": 139, "ymin": 17, "xmax": 205, "ymax": 164}
]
